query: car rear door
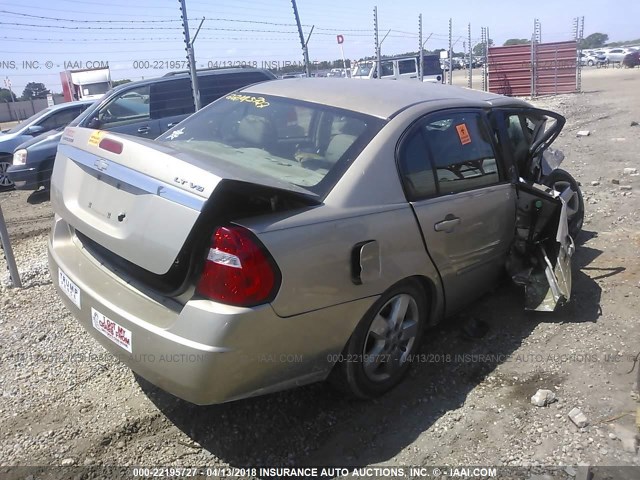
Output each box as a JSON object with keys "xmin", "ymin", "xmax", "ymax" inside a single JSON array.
[{"xmin": 397, "ymin": 109, "xmax": 516, "ymax": 315}]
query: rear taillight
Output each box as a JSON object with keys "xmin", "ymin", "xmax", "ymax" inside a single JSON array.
[
  {"xmin": 196, "ymin": 226, "xmax": 280, "ymax": 307},
  {"xmin": 99, "ymin": 138, "xmax": 123, "ymax": 154}
]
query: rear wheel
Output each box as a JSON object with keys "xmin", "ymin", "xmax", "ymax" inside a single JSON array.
[
  {"xmin": 330, "ymin": 280, "xmax": 428, "ymax": 398},
  {"xmin": 543, "ymin": 168, "xmax": 584, "ymax": 240}
]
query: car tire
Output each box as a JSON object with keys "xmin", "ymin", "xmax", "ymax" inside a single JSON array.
[
  {"xmin": 543, "ymin": 168, "xmax": 584, "ymax": 240},
  {"xmin": 0, "ymin": 156, "xmax": 15, "ymax": 191},
  {"xmin": 587, "ymin": 60, "xmax": 594, "ymax": 67},
  {"xmin": 329, "ymin": 279, "xmax": 428, "ymax": 399}
]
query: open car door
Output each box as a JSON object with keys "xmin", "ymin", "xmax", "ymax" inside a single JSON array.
[{"xmin": 493, "ymin": 108, "xmax": 574, "ymax": 311}]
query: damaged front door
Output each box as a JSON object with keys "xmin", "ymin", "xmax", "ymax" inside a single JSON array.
[
  {"xmin": 494, "ymin": 107, "xmax": 566, "ymax": 183},
  {"xmin": 493, "ymin": 107, "xmax": 575, "ymax": 311},
  {"xmin": 505, "ymin": 172, "xmax": 575, "ymax": 312}
]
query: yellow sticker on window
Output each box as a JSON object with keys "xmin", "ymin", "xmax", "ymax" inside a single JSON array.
[
  {"xmin": 88, "ymin": 130, "xmax": 106, "ymax": 147},
  {"xmin": 225, "ymin": 94, "xmax": 270, "ymax": 108},
  {"xmin": 455, "ymin": 123, "xmax": 471, "ymax": 145}
]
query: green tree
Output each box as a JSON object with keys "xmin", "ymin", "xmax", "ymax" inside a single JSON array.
[
  {"xmin": 473, "ymin": 39, "xmax": 493, "ymax": 57},
  {"xmin": 580, "ymin": 33, "xmax": 609, "ymax": 49},
  {"xmin": 21, "ymin": 82, "xmax": 49, "ymax": 100},
  {"xmin": 112, "ymin": 79, "xmax": 132, "ymax": 87},
  {"xmin": 503, "ymin": 38, "xmax": 530, "ymax": 46},
  {"xmin": 0, "ymin": 88, "xmax": 17, "ymax": 102}
]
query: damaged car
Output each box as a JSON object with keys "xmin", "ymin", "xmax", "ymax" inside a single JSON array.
[{"xmin": 48, "ymin": 79, "xmax": 583, "ymax": 404}]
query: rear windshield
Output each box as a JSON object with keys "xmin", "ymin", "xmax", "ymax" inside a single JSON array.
[{"xmin": 158, "ymin": 93, "xmax": 385, "ymax": 197}]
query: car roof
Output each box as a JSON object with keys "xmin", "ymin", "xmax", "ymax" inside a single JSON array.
[
  {"xmin": 242, "ymin": 78, "xmax": 525, "ymax": 119},
  {"xmin": 108, "ymin": 67, "xmax": 274, "ymax": 94},
  {"xmin": 50, "ymin": 99, "xmax": 94, "ymax": 110}
]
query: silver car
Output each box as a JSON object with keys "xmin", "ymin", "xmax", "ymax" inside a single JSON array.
[{"xmin": 48, "ymin": 79, "xmax": 583, "ymax": 404}]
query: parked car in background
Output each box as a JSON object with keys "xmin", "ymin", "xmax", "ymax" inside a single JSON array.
[
  {"xmin": 0, "ymin": 100, "xmax": 94, "ymax": 189},
  {"xmin": 49, "ymin": 79, "xmax": 581, "ymax": 405},
  {"xmin": 353, "ymin": 54, "xmax": 443, "ymax": 83},
  {"xmin": 605, "ymin": 48, "xmax": 632, "ymax": 64},
  {"xmin": 579, "ymin": 52, "xmax": 607, "ymax": 67},
  {"xmin": 281, "ymin": 72, "xmax": 307, "ymax": 79},
  {"xmin": 6, "ymin": 67, "xmax": 276, "ymax": 192},
  {"xmin": 623, "ymin": 51, "xmax": 640, "ymax": 68}
]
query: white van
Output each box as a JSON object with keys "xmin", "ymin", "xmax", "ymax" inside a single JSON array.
[{"xmin": 352, "ymin": 54, "xmax": 444, "ymax": 83}]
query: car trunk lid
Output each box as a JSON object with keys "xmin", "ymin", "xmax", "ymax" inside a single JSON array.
[{"xmin": 51, "ymin": 128, "xmax": 318, "ymax": 286}]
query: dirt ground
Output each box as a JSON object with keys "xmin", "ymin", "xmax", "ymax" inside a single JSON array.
[{"xmin": 1, "ymin": 66, "xmax": 639, "ymax": 478}]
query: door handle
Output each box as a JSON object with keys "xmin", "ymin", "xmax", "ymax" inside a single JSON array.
[
  {"xmin": 137, "ymin": 126, "xmax": 151, "ymax": 134},
  {"xmin": 167, "ymin": 122, "xmax": 178, "ymax": 128},
  {"xmin": 434, "ymin": 215, "xmax": 461, "ymax": 233}
]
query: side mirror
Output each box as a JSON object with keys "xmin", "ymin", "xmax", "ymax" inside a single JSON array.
[{"xmin": 27, "ymin": 125, "xmax": 45, "ymax": 136}]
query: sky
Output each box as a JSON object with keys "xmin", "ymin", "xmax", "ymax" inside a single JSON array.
[{"xmin": 0, "ymin": 0, "xmax": 638, "ymax": 95}]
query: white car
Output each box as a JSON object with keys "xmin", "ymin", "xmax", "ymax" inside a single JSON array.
[
  {"xmin": 605, "ymin": 48, "xmax": 632, "ymax": 63},
  {"xmin": 578, "ymin": 52, "xmax": 606, "ymax": 67}
]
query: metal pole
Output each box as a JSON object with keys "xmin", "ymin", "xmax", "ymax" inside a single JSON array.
[
  {"xmin": 291, "ymin": 0, "xmax": 311, "ymax": 77},
  {"xmin": 0, "ymin": 204, "xmax": 21, "ymax": 288},
  {"xmin": 485, "ymin": 27, "xmax": 490, "ymax": 91},
  {"xmin": 554, "ymin": 48, "xmax": 558, "ymax": 96},
  {"xmin": 374, "ymin": 6, "xmax": 381, "ymax": 79},
  {"xmin": 304, "ymin": 25, "xmax": 315, "ymax": 75},
  {"xmin": 4, "ymin": 77, "xmax": 16, "ymax": 103},
  {"xmin": 418, "ymin": 14, "xmax": 423, "ymax": 82},
  {"xmin": 468, "ymin": 23, "xmax": 473, "ymax": 88},
  {"xmin": 179, "ymin": 0, "xmax": 201, "ymax": 111},
  {"xmin": 531, "ymin": 32, "xmax": 536, "ymax": 97},
  {"xmin": 575, "ymin": 16, "xmax": 584, "ymax": 92},
  {"xmin": 481, "ymin": 28, "xmax": 486, "ymax": 91},
  {"xmin": 448, "ymin": 18, "xmax": 453, "ymax": 85}
]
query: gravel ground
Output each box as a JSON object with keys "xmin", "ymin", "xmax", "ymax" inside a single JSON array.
[{"xmin": 1, "ymin": 67, "xmax": 639, "ymax": 477}]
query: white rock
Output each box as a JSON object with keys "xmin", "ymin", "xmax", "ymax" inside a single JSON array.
[
  {"xmin": 531, "ymin": 389, "xmax": 557, "ymax": 407},
  {"xmin": 568, "ymin": 407, "xmax": 589, "ymax": 428},
  {"xmin": 61, "ymin": 458, "xmax": 75, "ymax": 466},
  {"xmin": 623, "ymin": 168, "xmax": 638, "ymax": 175},
  {"xmin": 621, "ymin": 437, "xmax": 638, "ymax": 453},
  {"xmin": 577, "ymin": 130, "xmax": 590, "ymax": 137}
]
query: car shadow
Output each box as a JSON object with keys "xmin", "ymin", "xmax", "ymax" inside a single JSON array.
[{"xmin": 137, "ymin": 230, "xmax": 618, "ymax": 468}]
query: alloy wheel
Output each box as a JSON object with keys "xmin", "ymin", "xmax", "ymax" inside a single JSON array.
[
  {"xmin": 362, "ymin": 293, "xmax": 419, "ymax": 382},
  {"xmin": 0, "ymin": 161, "xmax": 14, "ymax": 188}
]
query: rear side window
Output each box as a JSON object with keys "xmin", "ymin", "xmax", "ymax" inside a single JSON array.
[
  {"xmin": 398, "ymin": 59, "xmax": 416, "ymax": 75},
  {"xmin": 397, "ymin": 131, "xmax": 437, "ymax": 199},
  {"xmin": 148, "ymin": 71, "xmax": 273, "ymax": 119},
  {"xmin": 150, "ymin": 79, "xmax": 194, "ymax": 119},
  {"xmin": 398, "ymin": 111, "xmax": 502, "ymax": 199},
  {"xmin": 381, "ymin": 61, "xmax": 394, "ymax": 77}
]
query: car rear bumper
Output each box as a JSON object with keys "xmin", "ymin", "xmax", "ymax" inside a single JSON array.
[
  {"xmin": 6, "ymin": 164, "xmax": 40, "ymax": 190},
  {"xmin": 48, "ymin": 215, "xmax": 374, "ymax": 404}
]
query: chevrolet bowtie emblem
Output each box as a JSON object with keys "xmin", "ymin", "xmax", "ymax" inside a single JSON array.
[{"xmin": 94, "ymin": 159, "xmax": 109, "ymax": 172}]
